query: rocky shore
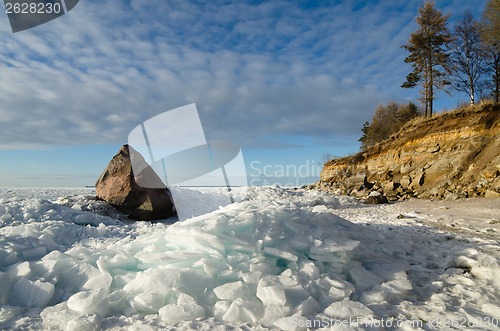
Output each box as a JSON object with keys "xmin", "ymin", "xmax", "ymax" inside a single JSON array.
[{"xmin": 312, "ymin": 102, "xmax": 500, "ymax": 202}]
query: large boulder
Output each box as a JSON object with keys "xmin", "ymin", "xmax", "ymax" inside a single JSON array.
[
  {"xmin": 95, "ymin": 145, "xmax": 175, "ymax": 221},
  {"xmin": 364, "ymin": 191, "xmax": 389, "ymax": 205}
]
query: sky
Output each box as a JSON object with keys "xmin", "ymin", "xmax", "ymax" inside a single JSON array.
[{"xmin": 0, "ymin": 0, "xmax": 488, "ymax": 187}]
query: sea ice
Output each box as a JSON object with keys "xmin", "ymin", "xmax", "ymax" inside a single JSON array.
[
  {"xmin": 256, "ymin": 276, "xmax": 287, "ymax": 306},
  {"xmin": 67, "ymin": 289, "xmax": 108, "ymax": 316},
  {"xmin": 347, "ymin": 266, "xmax": 385, "ymax": 291},
  {"xmin": 213, "ymin": 281, "xmax": 249, "ymax": 300},
  {"xmin": 10, "ymin": 278, "xmax": 55, "ymax": 308},
  {"xmin": 324, "ymin": 300, "xmax": 373, "ymax": 319},
  {"xmin": 158, "ymin": 293, "xmax": 205, "ymax": 324},
  {"xmin": 0, "ymin": 187, "xmax": 498, "ymax": 330}
]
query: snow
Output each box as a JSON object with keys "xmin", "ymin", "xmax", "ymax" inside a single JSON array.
[{"xmin": 0, "ymin": 187, "xmax": 499, "ymax": 330}]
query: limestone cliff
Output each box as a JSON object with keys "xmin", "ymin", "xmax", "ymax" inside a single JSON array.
[{"xmin": 316, "ymin": 102, "xmax": 500, "ymax": 200}]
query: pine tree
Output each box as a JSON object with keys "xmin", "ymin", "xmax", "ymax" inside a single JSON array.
[
  {"xmin": 481, "ymin": 0, "xmax": 500, "ymax": 102},
  {"xmin": 402, "ymin": 1, "xmax": 452, "ymax": 117},
  {"xmin": 358, "ymin": 121, "xmax": 370, "ymax": 148},
  {"xmin": 448, "ymin": 11, "xmax": 486, "ymax": 105}
]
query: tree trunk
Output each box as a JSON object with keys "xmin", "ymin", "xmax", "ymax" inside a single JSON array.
[
  {"xmin": 426, "ymin": 94, "xmax": 429, "ymax": 117},
  {"xmin": 496, "ymin": 55, "xmax": 500, "ymax": 103},
  {"xmin": 470, "ymin": 85, "xmax": 475, "ymax": 105},
  {"xmin": 429, "ymin": 54, "xmax": 434, "ymax": 117}
]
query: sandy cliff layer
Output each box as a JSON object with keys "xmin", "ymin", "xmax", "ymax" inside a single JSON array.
[{"xmin": 316, "ymin": 102, "xmax": 500, "ymax": 200}]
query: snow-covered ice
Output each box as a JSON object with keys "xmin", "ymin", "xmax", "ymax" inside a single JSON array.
[{"xmin": 0, "ymin": 187, "xmax": 499, "ymax": 330}]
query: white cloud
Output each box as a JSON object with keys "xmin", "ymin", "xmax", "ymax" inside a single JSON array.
[{"xmin": 0, "ymin": 0, "xmax": 487, "ymax": 151}]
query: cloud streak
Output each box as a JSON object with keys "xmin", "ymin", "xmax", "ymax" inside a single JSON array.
[{"xmin": 0, "ymin": 0, "xmax": 487, "ymax": 151}]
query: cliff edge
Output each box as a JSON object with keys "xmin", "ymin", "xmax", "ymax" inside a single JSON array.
[{"xmin": 316, "ymin": 102, "xmax": 500, "ymax": 201}]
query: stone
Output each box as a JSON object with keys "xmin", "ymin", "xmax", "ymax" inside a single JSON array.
[
  {"xmin": 346, "ymin": 173, "xmax": 366, "ymax": 191},
  {"xmin": 492, "ymin": 178, "xmax": 500, "ymax": 191},
  {"xmin": 95, "ymin": 145, "xmax": 175, "ymax": 221},
  {"xmin": 351, "ymin": 189, "xmax": 368, "ymax": 198},
  {"xmin": 364, "ymin": 192, "xmax": 388, "ymax": 204},
  {"xmin": 410, "ymin": 172, "xmax": 425, "ymax": 190},
  {"xmin": 383, "ymin": 182, "xmax": 399, "ymax": 194},
  {"xmin": 429, "ymin": 144, "xmax": 441, "ymax": 153},
  {"xmin": 485, "ymin": 190, "xmax": 500, "ymax": 198},
  {"xmin": 400, "ymin": 162, "xmax": 414, "ymax": 175},
  {"xmin": 483, "ymin": 169, "xmax": 500, "ymax": 179},
  {"xmin": 400, "ymin": 176, "xmax": 411, "ymax": 190}
]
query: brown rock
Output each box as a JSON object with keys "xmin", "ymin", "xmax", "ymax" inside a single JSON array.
[
  {"xmin": 351, "ymin": 189, "xmax": 369, "ymax": 198},
  {"xmin": 492, "ymin": 178, "xmax": 500, "ymax": 191},
  {"xmin": 483, "ymin": 169, "xmax": 500, "ymax": 179},
  {"xmin": 383, "ymin": 182, "xmax": 400, "ymax": 194},
  {"xmin": 96, "ymin": 145, "xmax": 175, "ymax": 221},
  {"xmin": 410, "ymin": 172, "xmax": 425, "ymax": 190},
  {"xmin": 346, "ymin": 172, "xmax": 367, "ymax": 191},
  {"xmin": 485, "ymin": 190, "xmax": 500, "ymax": 198},
  {"xmin": 400, "ymin": 176, "xmax": 411, "ymax": 190},
  {"xmin": 400, "ymin": 162, "xmax": 414, "ymax": 175},
  {"xmin": 364, "ymin": 192, "xmax": 389, "ymax": 204}
]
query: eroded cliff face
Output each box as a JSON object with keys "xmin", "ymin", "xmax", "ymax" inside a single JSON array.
[{"xmin": 316, "ymin": 103, "xmax": 500, "ymax": 200}]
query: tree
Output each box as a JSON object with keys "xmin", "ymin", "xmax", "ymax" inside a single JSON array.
[
  {"xmin": 397, "ymin": 102, "xmax": 419, "ymax": 123},
  {"xmin": 360, "ymin": 102, "xmax": 420, "ymax": 150},
  {"xmin": 448, "ymin": 11, "xmax": 486, "ymax": 105},
  {"xmin": 370, "ymin": 102, "xmax": 399, "ymax": 142},
  {"xmin": 481, "ymin": 0, "xmax": 500, "ymax": 102},
  {"xmin": 358, "ymin": 121, "xmax": 370, "ymax": 147},
  {"xmin": 402, "ymin": 1, "xmax": 452, "ymax": 117}
]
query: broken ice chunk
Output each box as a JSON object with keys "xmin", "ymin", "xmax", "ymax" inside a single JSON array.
[
  {"xmin": 213, "ymin": 281, "xmax": 249, "ymax": 300},
  {"xmin": 10, "ymin": 278, "xmax": 55, "ymax": 308},
  {"xmin": 22, "ymin": 247, "xmax": 47, "ymax": 260},
  {"xmin": 214, "ymin": 300, "xmax": 231, "ymax": 320},
  {"xmin": 261, "ymin": 305, "xmax": 291, "ymax": 326},
  {"xmin": 67, "ymin": 289, "xmax": 108, "ymax": 316},
  {"xmin": 158, "ymin": 293, "xmax": 205, "ymax": 324},
  {"xmin": 295, "ymin": 296, "xmax": 322, "ymax": 316},
  {"xmin": 65, "ymin": 315, "xmax": 101, "ymax": 331},
  {"xmin": 348, "ymin": 266, "xmax": 384, "ymax": 291},
  {"xmin": 309, "ymin": 238, "xmax": 360, "ymax": 254},
  {"xmin": 324, "ymin": 300, "xmax": 373, "ymax": 319},
  {"xmin": 257, "ymin": 277, "xmax": 286, "ymax": 306},
  {"xmin": 360, "ymin": 290, "xmax": 386, "ymax": 305},
  {"xmin": 298, "ymin": 261, "xmax": 320, "ymax": 280},
  {"xmin": 380, "ymin": 278, "xmax": 413, "ymax": 293},
  {"xmin": 284, "ymin": 285, "xmax": 309, "ymax": 307},
  {"xmin": 0, "ymin": 272, "xmax": 10, "ymax": 304},
  {"xmin": 312, "ymin": 205, "xmax": 328, "ymax": 213},
  {"xmin": 274, "ymin": 316, "xmax": 307, "ymax": 331},
  {"xmin": 222, "ymin": 298, "xmax": 263, "ymax": 323},
  {"xmin": 263, "ymin": 247, "xmax": 298, "ymax": 262},
  {"xmin": 0, "ymin": 306, "xmax": 23, "ymax": 324}
]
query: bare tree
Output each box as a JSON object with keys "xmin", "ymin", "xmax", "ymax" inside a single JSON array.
[
  {"xmin": 402, "ymin": 1, "xmax": 452, "ymax": 117},
  {"xmin": 481, "ymin": 0, "xmax": 500, "ymax": 102},
  {"xmin": 359, "ymin": 102, "xmax": 420, "ymax": 150},
  {"xmin": 448, "ymin": 11, "xmax": 486, "ymax": 105}
]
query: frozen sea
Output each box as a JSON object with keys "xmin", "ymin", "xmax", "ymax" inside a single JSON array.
[{"xmin": 0, "ymin": 187, "xmax": 499, "ymax": 330}]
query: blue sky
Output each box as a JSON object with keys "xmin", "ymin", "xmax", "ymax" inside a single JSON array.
[{"xmin": 0, "ymin": 0, "xmax": 487, "ymax": 187}]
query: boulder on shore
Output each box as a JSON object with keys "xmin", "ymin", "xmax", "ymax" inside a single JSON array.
[
  {"xmin": 364, "ymin": 191, "xmax": 389, "ymax": 205},
  {"xmin": 95, "ymin": 145, "xmax": 175, "ymax": 221}
]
